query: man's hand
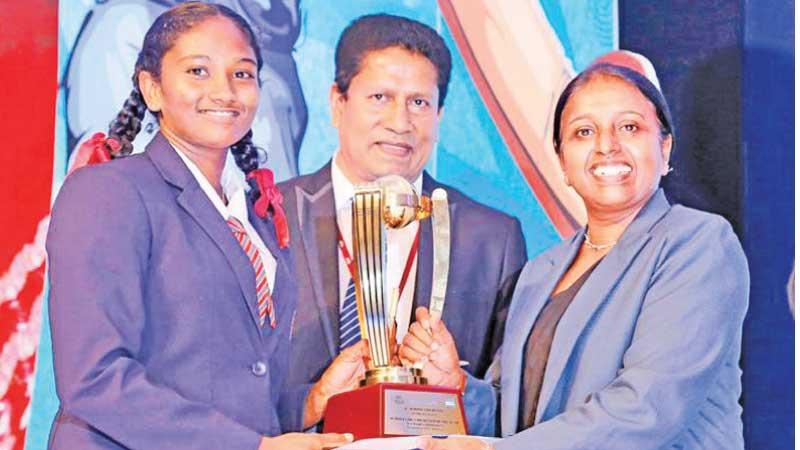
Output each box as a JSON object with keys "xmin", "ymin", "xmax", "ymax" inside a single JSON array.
[
  {"xmin": 303, "ymin": 339, "xmax": 369, "ymax": 427},
  {"xmin": 258, "ymin": 432, "xmax": 354, "ymax": 450},
  {"xmin": 398, "ymin": 307, "xmax": 464, "ymax": 389}
]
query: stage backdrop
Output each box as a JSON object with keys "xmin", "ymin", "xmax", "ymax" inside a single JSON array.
[{"xmin": 18, "ymin": 1, "xmax": 616, "ymax": 448}]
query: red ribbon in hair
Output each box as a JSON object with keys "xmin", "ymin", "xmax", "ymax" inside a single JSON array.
[
  {"xmin": 68, "ymin": 132, "xmax": 121, "ymax": 174},
  {"xmin": 248, "ymin": 168, "xmax": 290, "ymax": 249}
]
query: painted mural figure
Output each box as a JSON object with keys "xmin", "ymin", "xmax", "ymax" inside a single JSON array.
[
  {"xmin": 440, "ymin": 0, "xmax": 586, "ymax": 230},
  {"xmin": 63, "ymin": 0, "xmax": 307, "ymax": 181}
]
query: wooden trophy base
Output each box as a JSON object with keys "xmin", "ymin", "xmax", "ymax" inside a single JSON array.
[{"xmin": 323, "ymin": 372, "xmax": 468, "ymax": 441}]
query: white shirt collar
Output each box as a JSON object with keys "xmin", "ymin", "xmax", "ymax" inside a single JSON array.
[
  {"xmin": 172, "ymin": 146, "xmax": 249, "ymax": 222},
  {"xmin": 331, "ymin": 151, "xmax": 423, "ymax": 213},
  {"xmin": 171, "ymin": 144, "xmax": 278, "ymax": 293}
]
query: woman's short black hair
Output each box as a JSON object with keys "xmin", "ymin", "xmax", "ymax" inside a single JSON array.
[
  {"xmin": 552, "ymin": 63, "xmax": 675, "ymax": 153},
  {"xmin": 334, "ymin": 13, "xmax": 452, "ymax": 109}
]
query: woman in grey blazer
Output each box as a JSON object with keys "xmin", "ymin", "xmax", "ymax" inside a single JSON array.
[
  {"xmin": 401, "ymin": 57, "xmax": 748, "ymax": 449},
  {"xmin": 47, "ymin": 3, "xmax": 364, "ymax": 449}
]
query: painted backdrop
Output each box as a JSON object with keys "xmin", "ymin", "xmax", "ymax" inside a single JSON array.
[{"xmin": 17, "ymin": 1, "xmax": 615, "ymax": 448}]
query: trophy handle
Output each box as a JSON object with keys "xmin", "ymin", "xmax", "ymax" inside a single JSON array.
[{"xmin": 429, "ymin": 188, "xmax": 451, "ymax": 324}]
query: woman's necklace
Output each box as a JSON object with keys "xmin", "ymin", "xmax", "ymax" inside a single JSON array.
[{"xmin": 583, "ymin": 232, "xmax": 617, "ymax": 251}]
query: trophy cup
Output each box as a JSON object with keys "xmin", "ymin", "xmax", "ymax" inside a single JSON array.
[{"xmin": 322, "ymin": 175, "xmax": 468, "ymax": 440}]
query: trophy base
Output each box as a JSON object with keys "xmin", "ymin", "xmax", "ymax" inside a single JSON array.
[
  {"xmin": 323, "ymin": 382, "xmax": 468, "ymax": 441},
  {"xmin": 361, "ymin": 366, "xmax": 427, "ymax": 386}
]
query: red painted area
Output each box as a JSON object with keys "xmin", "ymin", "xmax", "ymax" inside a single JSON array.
[
  {"xmin": 0, "ymin": 1, "xmax": 57, "ymax": 265},
  {"xmin": 0, "ymin": 0, "xmax": 57, "ymax": 448},
  {"xmin": 437, "ymin": 0, "xmax": 578, "ymax": 237}
]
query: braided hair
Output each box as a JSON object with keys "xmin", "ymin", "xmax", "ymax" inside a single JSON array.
[
  {"xmin": 107, "ymin": 2, "xmax": 266, "ymax": 203},
  {"xmin": 230, "ymin": 129, "xmax": 265, "ymax": 203},
  {"xmin": 107, "ymin": 88, "xmax": 147, "ymax": 156}
]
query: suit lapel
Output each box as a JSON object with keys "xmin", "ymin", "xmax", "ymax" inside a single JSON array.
[
  {"xmin": 295, "ymin": 168, "xmax": 339, "ymax": 358},
  {"xmin": 499, "ymin": 236, "xmax": 581, "ymax": 435},
  {"xmin": 534, "ymin": 190, "xmax": 672, "ymax": 423},
  {"xmin": 146, "ymin": 134, "xmax": 263, "ymax": 332}
]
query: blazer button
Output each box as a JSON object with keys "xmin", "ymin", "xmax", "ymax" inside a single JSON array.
[{"xmin": 251, "ymin": 361, "xmax": 268, "ymax": 377}]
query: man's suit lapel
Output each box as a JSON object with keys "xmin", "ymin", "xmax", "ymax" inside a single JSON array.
[
  {"xmin": 534, "ymin": 190, "xmax": 672, "ymax": 424},
  {"xmin": 294, "ymin": 165, "xmax": 339, "ymax": 359},
  {"xmin": 499, "ymin": 236, "xmax": 580, "ymax": 435},
  {"xmin": 146, "ymin": 134, "xmax": 263, "ymax": 333}
]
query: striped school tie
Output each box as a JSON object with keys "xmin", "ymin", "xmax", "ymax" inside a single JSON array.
[
  {"xmin": 338, "ymin": 277, "xmax": 361, "ymax": 350},
  {"xmin": 227, "ymin": 217, "xmax": 275, "ymax": 328}
]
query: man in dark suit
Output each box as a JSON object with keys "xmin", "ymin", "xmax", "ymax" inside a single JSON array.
[{"xmin": 278, "ymin": 14, "xmax": 527, "ymax": 404}]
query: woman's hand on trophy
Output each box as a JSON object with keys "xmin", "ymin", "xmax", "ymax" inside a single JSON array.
[
  {"xmin": 303, "ymin": 339, "xmax": 369, "ymax": 427},
  {"xmin": 399, "ymin": 307, "xmax": 465, "ymax": 390},
  {"xmin": 258, "ymin": 432, "xmax": 354, "ymax": 450}
]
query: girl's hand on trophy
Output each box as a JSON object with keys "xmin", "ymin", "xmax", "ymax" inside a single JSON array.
[
  {"xmin": 258, "ymin": 432, "xmax": 354, "ymax": 450},
  {"xmin": 304, "ymin": 339, "xmax": 369, "ymax": 427},
  {"xmin": 321, "ymin": 338, "xmax": 369, "ymax": 394}
]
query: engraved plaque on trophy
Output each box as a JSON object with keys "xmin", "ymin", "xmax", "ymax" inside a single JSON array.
[{"xmin": 323, "ymin": 175, "xmax": 467, "ymax": 440}]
